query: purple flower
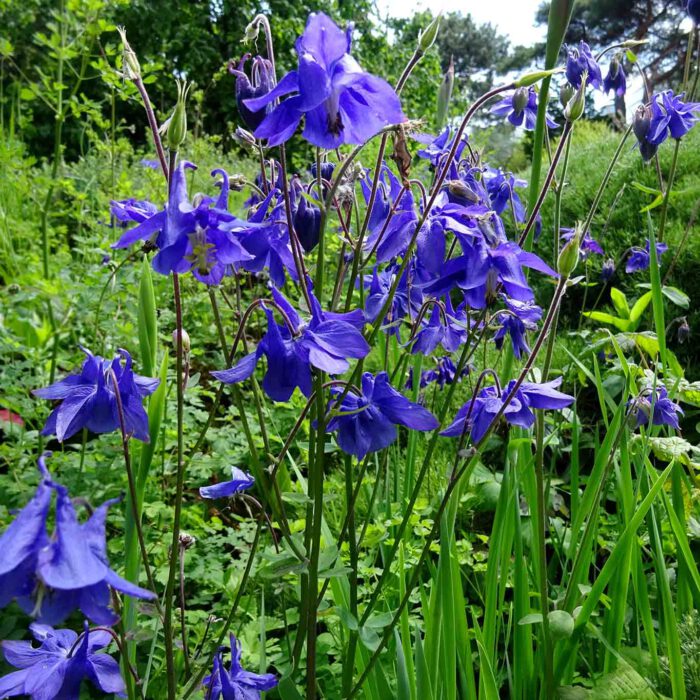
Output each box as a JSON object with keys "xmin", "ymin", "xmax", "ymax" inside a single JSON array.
[
  {"xmin": 406, "ymin": 356, "xmax": 469, "ymax": 390},
  {"xmin": 565, "ymin": 41, "xmax": 602, "ymax": 89},
  {"xmin": 647, "ymin": 90, "xmax": 700, "ymax": 145},
  {"xmin": 630, "ymin": 385, "xmax": 683, "ymax": 430},
  {"xmin": 0, "ymin": 455, "xmax": 155, "ymax": 625},
  {"xmin": 291, "ymin": 178, "xmax": 322, "ymax": 252},
  {"xmin": 603, "ymin": 57, "xmax": 626, "ymax": 97},
  {"xmin": 33, "ymin": 348, "xmax": 158, "ymax": 443},
  {"xmin": 442, "ymin": 378, "xmax": 574, "ymax": 443},
  {"xmin": 426, "ymin": 238, "xmax": 557, "ymax": 308},
  {"xmin": 326, "ymin": 372, "xmax": 439, "ymax": 459},
  {"xmin": 561, "ymin": 227, "xmax": 604, "ymax": 259},
  {"xmin": 0, "ymin": 622, "xmax": 125, "ymax": 699},
  {"xmin": 364, "ymin": 264, "xmax": 424, "ymax": 337},
  {"xmin": 213, "ymin": 288, "xmax": 368, "ymax": 402},
  {"xmin": 229, "ymin": 54, "xmax": 275, "ymax": 131},
  {"xmin": 112, "ymin": 163, "xmax": 253, "ymax": 283},
  {"xmin": 625, "ymin": 239, "xmax": 668, "ymax": 273},
  {"xmin": 493, "ymin": 297, "xmax": 543, "ymax": 359},
  {"xmin": 601, "ymin": 258, "xmax": 616, "ymax": 282},
  {"xmin": 490, "ymin": 87, "xmax": 557, "ymax": 130},
  {"xmin": 245, "ymin": 12, "xmax": 405, "ymax": 148},
  {"xmin": 203, "ymin": 634, "xmax": 277, "ymax": 700},
  {"xmin": 415, "ymin": 127, "xmax": 468, "ymax": 172},
  {"xmin": 410, "ymin": 297, "xmax": 468, "ymax": 355},
  {"xmin": 200, "ymin": 467, "xmax": 255, "ymax": 499},
  {"xmin": 484, "ymin": 168, "xmax": 529, "ymax": 223},
  {"xmin": 633, "ymin": 104, "xmax": 659, "ymax": 162}
]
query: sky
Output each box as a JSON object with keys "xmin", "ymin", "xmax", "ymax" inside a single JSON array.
[{"xmin": 377, "ymin": 0, "xmax": 546, "ymax": 47}]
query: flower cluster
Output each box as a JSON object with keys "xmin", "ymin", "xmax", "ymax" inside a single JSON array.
[{"xmin": 0, "ymin": 454, "xmax": 155, "ymax": 626}]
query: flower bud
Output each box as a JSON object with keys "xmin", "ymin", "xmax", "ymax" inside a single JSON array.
[
  {"xmin": 116, "ymin": 26, "xmax": 141, "ymax": 81},
  {"xmin": 418, "ymin": 12, "xmax": 442, "ymax": 54},
  {"xmin": 512, "ymin": 87, "xmax": 530, "ymax": 115},
  {"xmin": 563, "ymin": 76, "xmax": 587, "ymax": 122},
  {"xmin": 229, "ymin": 55, "xmax": 275, "ymax": 131},
  {"xmin": 548, "ymin": 610, "xmax": 574, "ymax": 641},
  {"xmin": 557, "ymin": 224, "xmax": 582, "ymax": 278},
  {"xmin": 633, "ymin": 104, "xmax": 658, "ymax": 162},
  {"xmin": 601, "ymin": 258, "xmax": 615, "ymax": 282},
  {"xmin": 232, "ymin": 126, "xmax": 257, "ymax": 152},
  {"xmin": 436, "ymin": 56, "xmax": 454, "ymax": 130},
  {"xmin": 166, "ymin": 79, "xmax": 191, "ymax": 152},
  {"xmin": 242, "ymin": 19, "xmax": 260, "ymax": 45},
  {"xmin": 515, "ymin": 68, "xmax": 562, "ymax": 88},
  {"xmin": 447, "ymin": 179, "xmax": 479, "ymax": 204},
  {"xmin": 173, "ymin": 328, "xmax": 191, "ymax": 354},
  {"xmin": 559, "ymin": 83, "xmax": 575, "ymax": 109},
  {"xmin": 179, "ymin": 532, "xmax": 197, "ymax": 549},
  {"xmin": 678, "ymin": 317, "xmax": 690, "ymax": 343}
]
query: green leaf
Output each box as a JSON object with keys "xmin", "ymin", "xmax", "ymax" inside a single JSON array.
[
  {"xmin": 583, "ymin": 311, "xmax": 631, "ymax": 332},
  {"xmin": 628, "ymin": 291, "xmax": 653, "ymax": 324},
  {"xmin": 643, "ymin": 436, "xmax": 695, "ymax": 463},
  {"xmin": 137, "ymin": 256, "xmax": 157, "ymax": 377},
  {"xmin": 609, "ymin": 288, "xmax": 630, "ymax": 319},
  {"xmin": 518, "ymin": 613, "xmax": 544, "ymax": 625},
  {"xmin": 661, "ymin": 285, "xmax": 690, "ymax": 308}
]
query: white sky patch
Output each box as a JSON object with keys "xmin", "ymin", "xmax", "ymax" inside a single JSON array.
[{"xmin": 376, "ymin": 0, "xmax": 546, "ymax": 47}]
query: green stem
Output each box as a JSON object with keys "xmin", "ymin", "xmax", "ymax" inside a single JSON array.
[{"xmin": 656, "ymin": 139, "xmax": 680, "ymax": 244}]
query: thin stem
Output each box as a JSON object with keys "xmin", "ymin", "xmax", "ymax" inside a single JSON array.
[
  {"xmin": 656, "ymin": 138, "xmax": 680, "ymax": 243},
  {"xmin": 134, "ymin": 77, "xmax": 168, "ymax": 180}
]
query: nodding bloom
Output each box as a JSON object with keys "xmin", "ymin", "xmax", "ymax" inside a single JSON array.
[
  {"xmin": 490, "ymin": 87, "xmax": 558, "ymax": 130},
  {"xmin": 33, "ymin": 348, "xmax": 158, "ymax": 443},
  {"xmin": 629, "ymin": 384, "xmax": 683, "ymax": 430},
  {"xmin": 484, "ymin": 168, "xmax": 528, "ymax": 223},
  {"xmin": 230, "ymin": 54, "xmax": 276, "ymax": 131},
  {"xmin": 406, "ymin": 356, "xmax": 469, "ymax": 390},
  {"xmin": 244, "ymin": 12, "xmax": 405, "ymax": 148},
  {"xmin": 625, "ymin": 239, "xmax": 668, "ymax": 273},
  {"xmin": 561, "ymin": 227, "xmax": 604, "ymax": 259},
  {"xmin": 603, "ymin": 57, "xmax": 626, "ymax": 97},
  {"xmin": 647, "ymin": 90, "xmax": 700, "ymax": 145},
  {"xmin": 200, "ymin": 467, "xmax": 255, "ymax": 499},
  {"xmin": 291, "ymin": 178, "xmax": 322, "ymax": 252},
  {"xmin": 565, "ymin": 41, "xmax": 602, "ymax": 89},
  {"xmin": 0, "ymin": 622, "xmax": 125, "ymax": 699},
  {"xmin": 0, "ymin": 455, "xmax": 155, "ymax": 626},
  {"xmin": 325, "ymin": 372, "xmax": 439, "ymax": 460},
  {"xmin": 213, "ymin": 288, "xmax": 368, "ymax": 402},
  {"xmin": 410, "ymin": 297, "xmax": 468, "ymax": 356},
  {"xmin": 441, "ymin": 378, "xmax": 574, "ymax": 444},
  {"xmin": 203, "ymin": 634, "xmax": 277, "ymax": 700},
  {"xmin": 601, "ymin": 258, "xmax": 616, "ymax": 282},
  {"xmin": 492, "ymin": 297, "xmax": 543, "ymax": 359},
  {"xmin": 364, "ymin": 263, "xmax": 424, "ymax": 337},
  {"xmin": 416, "ymin": 127, "xmax": 469, "ymax": 172},
  {"xmin": 111, "ymin": 162, "xmax": 253, "ymax": 283}
]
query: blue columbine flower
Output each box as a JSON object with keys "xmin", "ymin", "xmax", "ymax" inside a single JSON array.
[
  {"xmin": 493, "ymin": 297, "xmax": 543, "ymax": 359},
  {"xmin": 415, "ymin": 127, "xmax": 469, "ymax": 172},
  {"xmin": 291, "ymin": 177, "xmax": 322, "ymax": 252},
  {"xmin": 364, "ymin": 263, "xmax": 424, "ymax": 337},
  {"xmin": 490, "ymin": 87, "xmax": 558, "ymax": 130},
  {"xmin": 203, "ymin": 634, "xmax": 277, "ymax": 700},
  {"xmin": 112, "ymin": 162, "xmax": 253, "ymax": 282},
  {"xmin": 230, "ymin": 54, "xmax": 276, "ymax": 131},
  {"xmin": 603, "ymin": 57, "xmax": 626, "ymax": 97},
  {"xmin": 0, "ymin": 455, "xmax": 155, "ymax": 625},
  {"xmin": 406, "ymin": 356, "xmax": 469, "ymax": 390},
  {"xmin": 0, "ymin": 622, "xmax": 125, "ymax": 699},
  {"xmin": 213, "ymin": 288, "xmax": 368, "ymax": 402},
  {"xmin": 244, "ymin": 12, "xmax": 405, "ymax": 148},
  {"xmin": 200, "ymin": 467, "xmax": 255, "ymax": 499},
  {"xmin": 410, "ymin": 297, "xmax": 469, "ymax": 356},
  {"xmin": 326, "ymin": 372, "xmax": 439, "ymax": 459},
  {"xmin": 625, "ymin": 239, "xmax": 668, "ymax": 273},
  {"xmin": 647, "ymin": 90, "xmax": 700, "ymax": 145},
  {"xmin": 442, "ymin": 378, "xmax": 574, "ymax": 443},
  {"xmin": 565, "ymin": 41, "xmax": 602, "ymax": 89},
  {"xmin": 561, "ymin": 227, "xmax": 604, "ymax": 259},
  {"xmin": 33, "ymin": 348, "xmax": 158, "ymax": 443},
  {"xmin": 630, "ymin": 385, "xmax": 683, "ymax": 429}
]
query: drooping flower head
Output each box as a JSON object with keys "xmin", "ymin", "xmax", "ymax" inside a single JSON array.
[
  {"xmin": 565, "ymin": 41, "xmax": 602, "ymax": 89},
  {"xmin": 441, "ymin": 378, "xmax": 574, "ymax": 444},
  {"xmin": 200, "ymin": 467, "xmax": 255, "ymax": 500},
  {"xmin": 203, "ymin": 634, "xmax": 277, "ymax": 700},
  {"xmin": 416, "ymin": 127, "xmax": 468, "ymax": 171},
  {"xmin": 490, "ymin": 87, "xmax": 557, "ymax": 131},
  {"xmin": 0, "ymin": 454, "xmax": 155, "ymax": 625},
  {"xmin": 603, "ymin": 56, "xmax": 626, "ymax": 97},
  {"xmin": 326, "ymin": 372, "xmax": 439, "ymax": 459},
  {"xmin": 410, "ymin": 297, "xmax": 469, "ymax": 356},
  {"xmin": 0, "ymin": 622, "xmax": 125, "ymax": 699},
  {"xmin": 625, "ymin": 239, "xmax": 668, "ymax": 273},
  {"xmin": 244, "ymin": 12, "xmax": 405, "ymax": 148},
  {"xmin": 213, "ymin": 288, "xmax": 368, "ymax": 402},
  {"xmin": 229, "ymin": 54, "xmax": 276, "ymax": 131},
  {"xmin": 492, "ymin": 297, "xmax": 543, "ymax": 359},
  {"xmin": 33, "ymin": 348, "xmax": 158, "ymax": 443},
  {"xmin": 647, "ymin": 90, "xmax": 700, "ymax": 145},
  {"xmin": 406, "ymin": 356, "xmax": 469, "ymax": 390},
  {"xmin": 629, "ymin": 384, "xmax": 683, "ymax": 430}
]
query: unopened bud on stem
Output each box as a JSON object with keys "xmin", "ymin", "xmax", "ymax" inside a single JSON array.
[
  {"xmin": 116, "ymin": 26, "xmax": 141, "ymax": 81},
  {"xmin": 166, "ymin": 79, "xmax": 191, "ymax": 151},
  {"xmin": 557, "ymin": 223, "xmax": 583, "ymax": 278},
  {"xmin": 564, "ymin": 74, "xmax": 587, "ymax": 122},
  {"xmin": 418, "ymin": 12, "xmax": 442, "ymax": 54}
]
